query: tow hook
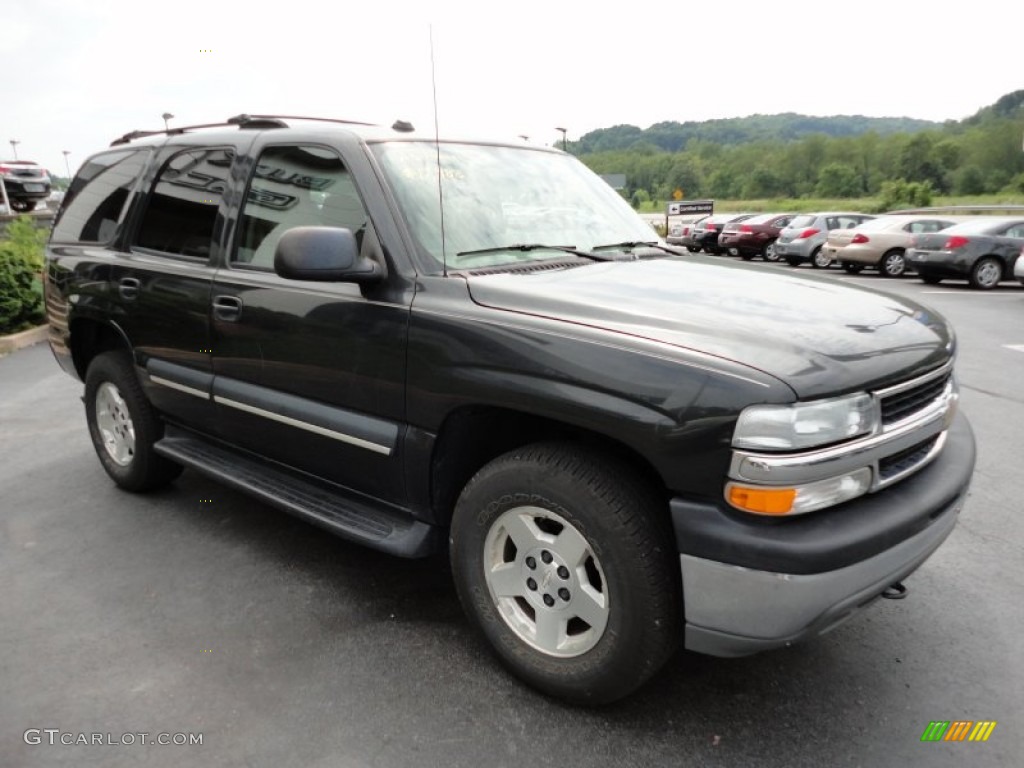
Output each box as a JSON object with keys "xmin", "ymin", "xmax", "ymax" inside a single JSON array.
[{"xmin": 881, "ymin": 582, "xmax": 908, "ymax": 600}]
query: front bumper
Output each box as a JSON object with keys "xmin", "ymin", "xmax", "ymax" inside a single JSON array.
[{"xmin": 673, "ymin": 411, "xmax": 975, "ymax": 657}]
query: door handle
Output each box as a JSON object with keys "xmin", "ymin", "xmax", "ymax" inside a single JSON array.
[
  {"xmin": 118, "ymin": 277, "xmax": 141, "ymax": 300},
  {"xmin": 212, "ymin": 294, "xmax": 243, "ymax": 321}
]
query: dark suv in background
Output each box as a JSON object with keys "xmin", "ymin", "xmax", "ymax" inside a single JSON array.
[{"xmin": 0, "ymin": 160, "xmax": 52, "ymax": 212}]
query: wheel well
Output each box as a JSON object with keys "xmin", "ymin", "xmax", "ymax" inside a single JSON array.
[
  {"xmin": 69, "ymin": 319, "xmax": 131, "ymax": 380},
  {"xmin": 429, "ymin": 406, "xmax": 666, "ymax": 527}
]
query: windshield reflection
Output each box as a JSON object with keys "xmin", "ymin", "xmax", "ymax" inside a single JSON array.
[{"xmin": 371, "ymin": 142, "xmax": 656, "ymax": 271}]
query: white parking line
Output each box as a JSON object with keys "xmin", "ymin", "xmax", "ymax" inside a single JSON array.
[{"xmin": 1004, "ymin": 345, "xmax": 1024, "ymax": 353}]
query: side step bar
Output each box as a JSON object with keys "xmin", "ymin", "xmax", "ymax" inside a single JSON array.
[{"xmin": 154, "ymin": 432, "xmax": 441, "ymax": 558}]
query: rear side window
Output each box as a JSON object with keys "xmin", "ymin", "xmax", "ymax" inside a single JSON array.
[
  {"xmin": 51, "ymin": 150, "xmax": 148, "ymax": 243},
  {"xmin": 789, "ymin": 215, "xmax": 816, "ymax": 228},
  {"xmin": 133, "ymin": 148, "xmax": 234, "ymax": 259}
]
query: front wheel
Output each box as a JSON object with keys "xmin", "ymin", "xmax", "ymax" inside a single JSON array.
[
  {"xmin": 762, "ymin": 241, "xmax": 779, "ymax": 261},
  {"xmin": 449, "ymin": 443, "xmax": 681, "ymax": 704},
  {"xmin": 969, "ymin": 257, "xmax": 1002, "ymax": 289},
  {"xmin": 84, "ymin": 351, "xmax": 182, "ymax": 491}
]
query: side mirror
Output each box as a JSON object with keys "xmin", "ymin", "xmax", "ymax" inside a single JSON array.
[{"xmin": 274, "ymin": 226, "xmax": 382, "ymax": 284}]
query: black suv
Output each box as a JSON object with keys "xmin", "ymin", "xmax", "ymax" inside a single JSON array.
[{"xmin": 45, "ymin": 115, "xmax": 975, "ymax": 704}]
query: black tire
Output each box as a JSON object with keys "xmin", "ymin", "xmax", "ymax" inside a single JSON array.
[
  {"xmin": 969, "ymin": 257, "xmax": 1002, "ymax": 290},
  {"xmin": 740, "ymin": 252, "xmax": 754, "ymax": 261},
  {"xmin": 686, "ymin": 246, "xmax": 700, "ymax": 253},
  {"xmin": 879, "ymin": 249, "xmax": 907, "ymax": 278},
  {"xmin": 920, "ymin": 274, "xmax": 942, "ymax": 285},
  {"xmin": 785, "ymin": 256, "xmax": 801, "ymax": 267},
  {"xmin": 762, "ymin": 241, "xmax": 779, "ymax": 262},
  {"xmin": 810, "ymin": 246, "xmax": 830, "ymax": 269},
  {"xmin": 84, "ymin": 351, "xmax": 183, "ymax": 492},
  {"xmin": 841, "ymin": 262, "xmax": 865, "ymax": 274},
  {"xmin": 9, "ymin": 199, "xmax": 33, "ymax": 212},
  {"xmin": 449, "ymin": 442, "xmax": 681, "ymax": 705}
]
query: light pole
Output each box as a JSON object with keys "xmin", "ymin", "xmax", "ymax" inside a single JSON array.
[
  {"xmin": 162, "ymin": 112, "xmax": 174, "ymax": 130},
  {"xmin": 555, "ymin": 127, "xmax": 567, "ymax": 151},
  {"xmin": 62, "ymin": 150, "xmax": 72, "ymax": 180},
  {"xmin": 9, "ymin": 139, "xmax": 20, "ymax": 160}
]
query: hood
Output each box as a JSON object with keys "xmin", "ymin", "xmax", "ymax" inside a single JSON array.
[{"xmin": 466, "ymin": 258, "xmax": 953, "ymax": 399}]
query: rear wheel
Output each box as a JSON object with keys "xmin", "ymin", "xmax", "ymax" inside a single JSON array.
[
  {"xmin": 449, "ymin": 443, "xmax": 680, "ymax": 704},
  {"xmin": 810, "ymin": 246, "xmax": 830, "ymax": 269},
  {"xmin": 969, "ymin": 257, "xmax": 1002, "ymax": 290},
  {"xmin": 9, "ymin": 199, "xmax": 33, "ymax": 212},
  {"xmin": 841, "ymin": 262, "xmax": 865, "ymax": 274},
  {"xmin": 880, "ymin": 249, "xmax": 907, "ymax": 278},
  {"xmin": 84, "ymin": 351, "xmax": 182, "ymax": 491}
]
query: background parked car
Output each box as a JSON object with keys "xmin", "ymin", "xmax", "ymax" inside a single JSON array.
[
  {"xmin": 719, "ymin": 212, "xmax": 796, "ymax": 261},
  {"xmin": 825, "ymin": 215, "xmax": 965, "ymax": 277},
  {"xmin": 0, "ymin": 160, "xmax": 52, "ymax": 212},
  {"xmin": 907, "ymin": 217, "xmax": 1024, "ymax": 289},
  {"xmin": 775, "ymin": 212, "xmax": 875, "ymax": 268},
  {"xmin": 1015, "ymin": 246, "xmax": 1024, "ymax": 285},
  {"xmin": 666, "ymin": 215, "xmax": 709, "ymax": 252},
  {"xmin": 692, "ymin": 212, "xmax": 755, "ymax": 254}
]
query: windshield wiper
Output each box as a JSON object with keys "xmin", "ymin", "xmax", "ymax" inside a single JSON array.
[
  {"xmin": 591, "ymin": 241, "xmax": 683, "ymax": 256},
  {"xmin": 455, "ymin": 244, "xmax": 615, "ymax": 262}
]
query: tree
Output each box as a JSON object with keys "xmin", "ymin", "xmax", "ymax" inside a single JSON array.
[{"xmin": 815, "ymin": 163, "xmax": 862, "ymax": 197}]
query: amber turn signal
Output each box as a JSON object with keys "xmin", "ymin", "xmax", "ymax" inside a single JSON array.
[{"xmin": 727, "ymin": 486, "xmax": 796, "ymax": 515}]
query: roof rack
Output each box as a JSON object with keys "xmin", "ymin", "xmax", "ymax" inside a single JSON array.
[
  {"xmin": 110, "ymin": 115, "xmax": 289, "ymax": 146},
  {"xmin": 109, "ymin": 114, "xmax": 403, "ymax": 147}
]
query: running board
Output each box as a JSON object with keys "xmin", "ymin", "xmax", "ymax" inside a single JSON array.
[{"xmin": 154, "ymin": 432, "xmax": 440, "ymax": 558}]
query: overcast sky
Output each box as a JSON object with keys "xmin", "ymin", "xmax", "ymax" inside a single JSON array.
[{"xmin": 4, "ymin": 0, "xmax": 1023, "ymax": 177}]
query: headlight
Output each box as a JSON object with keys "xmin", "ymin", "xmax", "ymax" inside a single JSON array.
[{"xmin": 733, "ymin": 393, "xmax": 877, "ymax": 451}]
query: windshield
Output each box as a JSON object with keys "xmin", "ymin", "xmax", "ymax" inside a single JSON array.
[{"xmin": 371, "ymin": 142, "xmax": 657, "ymax": 271}]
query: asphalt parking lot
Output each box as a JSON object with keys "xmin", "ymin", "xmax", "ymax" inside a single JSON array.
[{"xmin": 2, "ymin": 267, "xmax": 1022, "ymax": 768}]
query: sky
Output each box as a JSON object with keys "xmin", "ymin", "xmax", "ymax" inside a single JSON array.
[{"xmin": 3, "ymin": 0, "xmax": 1023, "ymax": 178}]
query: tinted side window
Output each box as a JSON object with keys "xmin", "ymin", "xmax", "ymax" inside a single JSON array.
[
  {"xmin": 51, "ymin": 150, "xmax": 148, "ymax": 243},
  {"xmin": 233, "ymin": 145, "xmax": 368, "ymax": 270},
  {"xmin": 133, "ymin": 148, "xmax": 233, "ymax": 258}
]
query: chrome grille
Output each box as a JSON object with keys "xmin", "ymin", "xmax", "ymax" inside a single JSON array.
[{"xmin": 879, "ymin": 368, "xmax": 951, "ymax": 427}]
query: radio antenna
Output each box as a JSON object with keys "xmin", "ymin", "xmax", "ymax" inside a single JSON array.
[{"xmin": 429, "ymin": 25, "xmax": 448, "ymax": 277}]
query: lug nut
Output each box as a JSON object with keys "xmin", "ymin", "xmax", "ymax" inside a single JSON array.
[
  {"xmin": 543, "ymin": 594, "xmax": 555, "ymax": 607},
  {"xmin": 541, "ymin": 550, "xmax": 553, "ymax": 564},
  {"xmin": 526, "ymin": 578, "xmax": 537, "ymax": 591},
  {"xmin": 558, "ymin": 588, "xmax": 570, "ymax": 601},
  {"xmin": 557, "ymin": 565, "xmax": 569, "ymax": 579},
  {"xmin": 525, "ymin": 556, "xmax": 536, "ymax": 570}
]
